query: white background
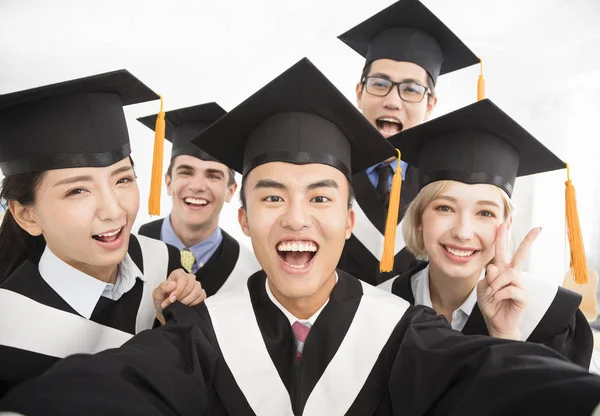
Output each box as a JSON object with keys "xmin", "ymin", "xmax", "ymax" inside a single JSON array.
[{"xmin": 1, "ymin": 0, "xmax": 600, "ymax": 286}]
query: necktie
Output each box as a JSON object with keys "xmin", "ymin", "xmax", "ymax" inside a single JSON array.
[
  {"xmin": 376, "ymin": 164, "xmax": 393, "ymax": 207},
  {"xmin": 180, "ymin": 249, "xmax": 196, "ymax": 273},
  {"xmin": 292, "ymin": 321, "xmax": 312, "ymax": 364}
]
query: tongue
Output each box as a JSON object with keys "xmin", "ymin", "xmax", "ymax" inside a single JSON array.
[
  {"xmin": 284, "ymin": 251, "xmax": 312, "ymax": 266},
  {"xmin": 379, "ymin": 120, "xmax": 401, "ymax": 134},
  {"xmin": 96, "ymin": 234, "xmax": 118, "ymax": 243}
]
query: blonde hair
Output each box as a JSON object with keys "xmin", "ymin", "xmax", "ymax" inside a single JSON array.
[{"xmin": 402, "ymin": 180, "xmax": 514, "ymax": 261}]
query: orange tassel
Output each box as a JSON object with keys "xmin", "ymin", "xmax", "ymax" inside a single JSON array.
[
  {"xmin": 148, "ymin": 95, "xmax": 166, "ymax": 216},
  {"xmin": 477, "ymin": 58, "xmax": 485, "ymax": 101},
  {"xmin": 380, "ymin": 149, "xmax": 403, "ymax": 272},
  {"xmin": 565, "ymin": 163, "xmax": 588, "ymax": 284}
]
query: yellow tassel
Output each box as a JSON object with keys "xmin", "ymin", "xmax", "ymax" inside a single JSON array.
[
  {"xmin": 380, "ymin": 149, "xmax": 403, "ymax": 273},
  {"xmin": 148, "ymin": 95, "xmax": 166, "ymax": 216},
  {"xmin": 477, "ymin": 58, "xmax": 485, "ymax": 101},
  {"xmin": 565, "ymin": 163, "xmax": 588, "ymax": 284}
]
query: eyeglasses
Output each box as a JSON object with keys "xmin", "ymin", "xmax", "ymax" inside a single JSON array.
[{"xmin": 362, "ymin": 76, "xmax": 431, "ymax": 103}]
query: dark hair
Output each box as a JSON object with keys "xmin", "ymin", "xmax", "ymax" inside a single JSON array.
[
  {"xmin": 239, "ymin": 173, "xmax": 355, "ymax": 210},
  {"xmin": 166, "ymin": 158, "xmax": 236, "ymax": 187},
  {"xmin": 0, "ymin": 171, "xmax": 47, "ymax": 281},
  {"xmin": 360, "ymin": 61, "xmax": 437, "ymax": 100}
]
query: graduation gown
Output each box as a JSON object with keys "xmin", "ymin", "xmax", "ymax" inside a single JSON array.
[
  {"xmin": 0, "ymin": 234, "xmax": 181, "ymax": 397},
  {"xmin": 139, "ymin": 219, "xmax": 260, "ymax": 296},
  {"xmin": 382, "ymin": 261, "xmax": 594, "ymax": 368},
  {"xmin": 338, "ymin": 167, "xmax": 420, "ymax": 286},
  {"xmin": 3, "ymin": 271, "xmax": 600, "ymax": 416}
]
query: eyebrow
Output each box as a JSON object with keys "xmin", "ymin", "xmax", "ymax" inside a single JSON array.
[
  {"xmin": 176, "ymin": 164, "xmax": 195, "ymax": 171},
  {"xmin": 206, "ymin": 168, "xmax": 225, "ymax": 177},
  {"xmin": 53, "ymin": 165, "xmax": 133, "ymax": 187},
  {"xmin": 307, "ymin": 179, "xmax": 339, "ymax": 191},
  {"xmin": 254, "ymin": 179, "xmax": 286, "ymax": 191},
  {"xmin": 436, "ymin": 195, "xmax": 502, "ymax": 209},
  {"xmin": 368, "ymin": 73, "xmax": 424, "ymax": 84}
]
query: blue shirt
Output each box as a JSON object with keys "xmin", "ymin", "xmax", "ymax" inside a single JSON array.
[
  {"xmin": 365, "ymin": 159, "xmax": 408, "ymax": 190},
  {"xmin": 160, "ymin": 215, "xmax": 223, "ymax": 274}
]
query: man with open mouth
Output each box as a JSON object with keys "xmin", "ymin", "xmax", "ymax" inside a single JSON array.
[
  {"xmin": 336, "ymin": 0, "xmax": 480, "ymax": 285},
  {"xmin": 137, "ymin": 103, "xmax": 260, "ymax": 297},
  {"xmin": 3, "ymin": 58, "xmax": 600, "ymax": 416}
]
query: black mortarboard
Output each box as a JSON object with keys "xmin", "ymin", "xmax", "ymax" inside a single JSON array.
[
  {"xmin": 137, "ymin": 102, "xmax": 226, "ymax": 162},
  {"xmin": 191, "ymin": 58, "xmax": 396, "ymax": 179},
  {"xmin": 387, "ymin": 99, "xmax": 565, "ymax": 197},
  {"xmin": 338, "ymin": 0, "xmax": 479, "ymax": 84},
  {"xmin": 0, "ymin": 70, "xmax": 159, "ymax": 175}
]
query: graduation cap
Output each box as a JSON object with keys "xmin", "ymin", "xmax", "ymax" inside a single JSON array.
[
  {"xmin": 137, "ymin": 102, "xmax": 226, "ymax": 162},
  {"xmin": 191, "ymin": 58, "xmax": 396, "ymax": 178},
  {"xmin": 338, "ymin": 0, "xmax": 479, "ymax": 85},
  {"xmin": 0, "ymin": 69, "xmax": 159, "ymax": 176},
  {"xmin": 388, "ymin": 99, "xmax": 588, "ymax": 284},
  {"xmin": 192, "ymin": 58, "xmax": 403, "ymax": 272}
]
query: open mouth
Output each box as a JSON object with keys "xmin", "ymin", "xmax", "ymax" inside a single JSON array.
[
  {"xmin": 276, "ymin": 240, "xmax": 319, "ymax": 269},
  {"xmin": 92, "ymin": 226, "xmax": 124, "ymax": 243},
  {"xmin": 184, "ymin": 197, "xmax": 209, "ymax": 207},
  {"xmin": 442, "ymin": 244, "xmax": 478, "ymax": 258},
  {"xmin": 376, "ymin": 117, "xmax": 403, "ymax": 136}
]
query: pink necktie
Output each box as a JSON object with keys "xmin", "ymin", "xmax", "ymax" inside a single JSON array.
[{"xmin": 292, "ymin": 321, "xmax": 312, "ymax": 364}]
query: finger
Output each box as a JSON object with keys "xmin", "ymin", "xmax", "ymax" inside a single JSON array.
[
  {"xmin": 491, "ymin": 286, "xmax": 528, "ymax": 307},
  {"xmin": 488, "ymin": 269, "xmax": 522, "ymax": 296},
  {"xmin": 179, "ymin": 282, "xmax": 204, "ymax": 305},
  {"xmin": 167, "ymin": 270, "xmax": 192, "ymax": 302},
  {"xmin": 512, "ymin": 227, "xmax": 542, "ymax": 271},
  {"xmin": 483, "ymin": 264, "xmax": 500, "ymax": 296},
  {"xmin": 180, "ymin": 286, "xmax": 206, "ymax": 306},
  {"xmin": 153, "ymin": 280, "xmax": 176, "ymax": 302},
  {"xmin": 176, "ymin": 274, "xmax": 197, "ymax": 300},
  {"xmin": 493, "ymin": 222, "xmax": 510, "ymax": 271}
]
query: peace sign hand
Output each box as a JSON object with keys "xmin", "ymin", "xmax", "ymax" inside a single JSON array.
[{"xmin": 477, "ymin": 223, "xmax": 542, "ymax": 340}]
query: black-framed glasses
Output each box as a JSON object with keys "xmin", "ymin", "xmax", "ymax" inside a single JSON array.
[{"xmin": 362, "ymin": 76, "xmax": 430, "ymax": 103}]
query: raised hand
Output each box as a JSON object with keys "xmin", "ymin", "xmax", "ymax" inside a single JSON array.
[{"xmin": 477, "ymin": 223, "xmax": 541, "ymax": 340}]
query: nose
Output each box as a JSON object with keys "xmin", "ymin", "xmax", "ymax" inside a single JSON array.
[
  {"xmin": 97, "ymin": 186, "xmax": 123, "ymax": 221},
  {"xmin": 451, "ymin": 213, "xmax": 475, "ymax": 242},
  {"xmin": 188, "ymin": 175, "xmax": 208, "ymax": 193},
  {"xmin": 382, "ymin": 86, "xmax": 404, "ymax": 111},
  {"xmin": 280, "ymin": 198, "xmax": 311, "ymax": 231}
]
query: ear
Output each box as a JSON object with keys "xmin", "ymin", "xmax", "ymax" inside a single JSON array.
[
  {"xmin": 345, "ymin": 208, "xmax": 355, "ymax": 240},
  {"xmin": 224, "ymin": 182, "xmax": 238, "ymax": 203},
  {"xmin": 355, "ymin": 81, "xmax": 364, "ymax": 109},
  {"xmin": 424, "ymin": 95, "xmax": 438, "ymax": 121},
  {"xmin": 238, "ymin": 207, "xmax": 250, "ymax": 237},
  {"xmin": 505, "ymin": 215, "xmax": 514, "ymax": 233},
  {"xmin": 8, "ymin": 200, "xmax": 43, "ymax": 236},
  {"xmin": 165, "ymin": 173, "xmax": 173, "ymax": 197}
]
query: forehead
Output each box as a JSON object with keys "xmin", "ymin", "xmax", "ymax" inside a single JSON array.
[
  {"xmin": 246, "ymin": 162, "xmax": 347, "ymax": 188},
  {"xmin": 172, "ymin": 154, "xmax": 229, "ymax": 172},
  {"xmin": 368, "ymin": 59, "xmax": 429, "ymax": 84},
  {"xmin": 44, "ymin": 156, "xmax": 132, "ymax": 181},
  {"xmin": 439, "ymin": 181, "xmax": 505, "ymax": 205}
]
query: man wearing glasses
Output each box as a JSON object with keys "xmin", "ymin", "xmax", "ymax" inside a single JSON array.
[{"xmin": 336, "ymin": 0, "xmax": 479, "ymax": 285}]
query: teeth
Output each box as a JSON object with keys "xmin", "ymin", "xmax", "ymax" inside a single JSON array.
[
  {"xmin": 444, "ymin": 246, "xmax": 475, "ymax": 257},
  {"xmin": 277, "ymin": 241, "xmax": 318, "ymax": 252},
  {"xmin": 285, "ymin": 261, "xmax": 310, "ymax": 269},
  {"xmin": 185, "ymin": 197, "xmax": 208, "ymax": 205},
  {"xmin": 378, "ymin": 117, "xmax": 401, "ymax": 124},
  {"xmin": 97, "ymin": 227, "xmax": 122, "ymax": 237}
]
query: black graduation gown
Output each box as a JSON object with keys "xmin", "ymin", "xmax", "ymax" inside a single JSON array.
[
  {"xmin": 338, "ymin": 167, "xmax": 420, "ymax": 286},
  {"xmin": 389, "ymin": 261, "xmax": 594, "ymax": 368},
  {"xmin": 0, "ymin": 234, "xmax": 181, "ymax": 398},
  {"xmin": 139, "ymin": 219, "xmax": 259, "ymax": 296},
  {"xmin": 3, "ymin": 271, "xmax": 600, "ymax": 416}
]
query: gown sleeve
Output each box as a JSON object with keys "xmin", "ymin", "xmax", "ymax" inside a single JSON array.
[
  {"xmin": 389, "ymin": 305, "xmax": 600, "ymax": 416},
  {"xmin": 0, "ymin": 303, "xmax": 218, "ymax": 416}
]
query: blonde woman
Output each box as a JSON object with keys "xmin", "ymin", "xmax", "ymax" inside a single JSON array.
[{"xmin": 380, "ymin": 99, "xmax": 593, "ymax": 368}]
